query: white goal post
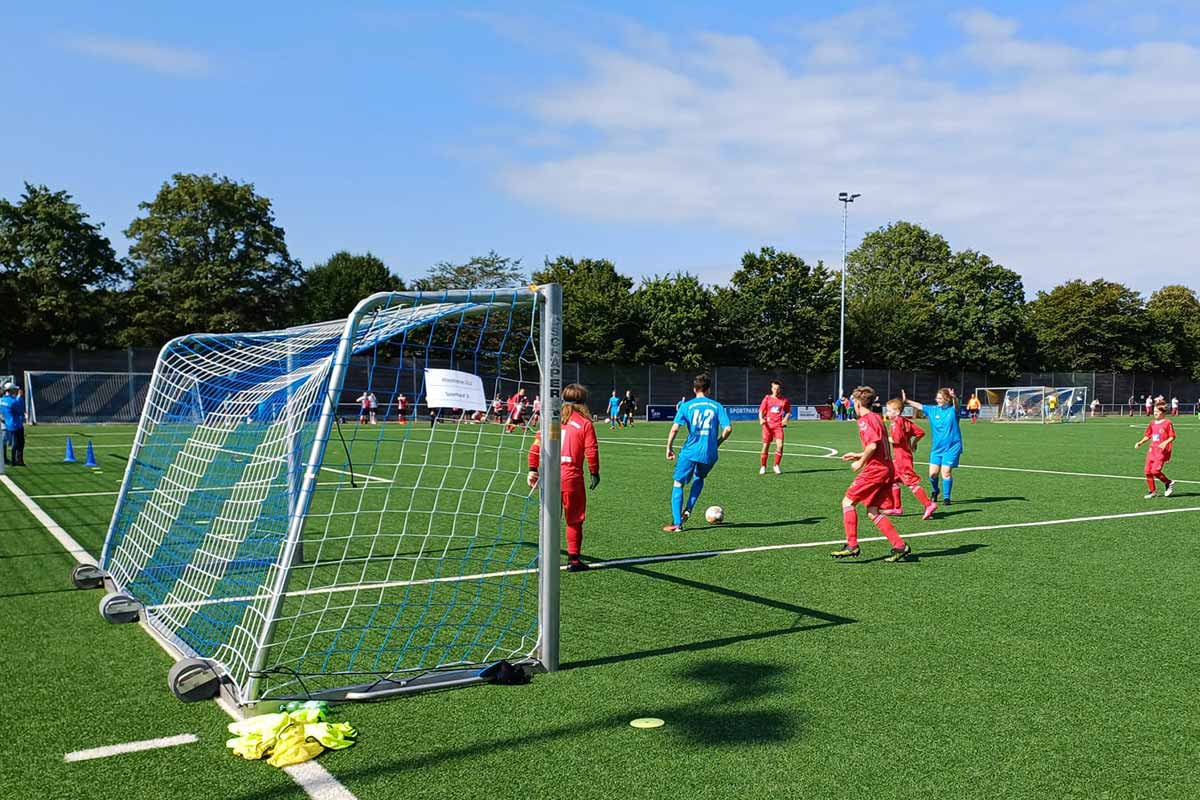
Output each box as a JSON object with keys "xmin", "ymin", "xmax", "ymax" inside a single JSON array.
[
  {"xmin": 976, "ymin": 386, "xmax": 1088, "ymax": 423},
  {"xmin": 23, "ymin": 370, "xmax": 154, "ymax": 424},
  {"xmin": 86, "ymin": 286, "xmax": 563, "ymax": 707}
]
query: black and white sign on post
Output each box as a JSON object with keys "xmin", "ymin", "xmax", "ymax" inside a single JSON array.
[{"xmin": 423, "ymin": 369, "xmax": 488, "ymax": 411}]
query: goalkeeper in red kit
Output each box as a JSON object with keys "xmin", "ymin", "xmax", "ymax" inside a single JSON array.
[
  {"xmin": 882, "ymin": 398, "xmax": 937, "ymax": 519},
  {"xmin": 758, "ymin": 380, "xmax": 790, "ymax": 474},
  {"xmin": 528, "ymin": 384, "xmax": 600, "ymax": 572},
  {"xmin": 831, "ymin": 386, "xmax": 912, "ymax": 562}
]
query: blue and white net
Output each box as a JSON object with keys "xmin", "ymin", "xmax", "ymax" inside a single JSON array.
[{"xmin": 101, "ymin": 290, "xmax": 549, "ymax": 703}]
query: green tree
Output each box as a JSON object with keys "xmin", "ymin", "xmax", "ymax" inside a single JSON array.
[
  {"xmin": 532, "ymin": 256, "xmax": 635, "ymax": 362},
  {"xmin": 415, "ymin": 250, "xmax": 525, "ymax": 291},
  {"xmin": 1026, "ymin": 279, "xmax": 1151, "ymax": 371},
  {"xmin": 931, "ymin": 250, "xmax": 1028, "ymax": 376},
  {"xmin": 1146, "ymin": 285, "xmax": 1200, "ymax": 378},
  {"xmin": 123, "ymin": 173, "xmax": 301, "ymax": 344},
  {"xmin": 629, "ymin": 273, "xmax": 715, "ymax": 371},
  {"xmin": 0, "ymin": 183, "xmax": 126, "ymax": 355},
  {"xmin": 712, "ymin": 247, "xmax": 839, "ymax": 370},
  {"xmin": 844, "ymin": 222, "xmax": 948, "ymax": 370},
  {"xmin": 299, "ymin": 251, "xmax": 405, "ymax": 322}
]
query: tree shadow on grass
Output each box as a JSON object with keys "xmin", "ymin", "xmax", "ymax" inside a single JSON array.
[{"xmin": 229, "ymin": 659, "xmax": 806, "ymax": 800}]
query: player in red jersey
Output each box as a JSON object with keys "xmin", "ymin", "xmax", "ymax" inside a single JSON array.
[
  {"xmin": 831, "ymin": 386, "xmax": 911, "ymax": 562},
  {"xmin": 505, "ymin": 387, "xmax": 527, "ymax": 433},
  {"xmin": 758, "ymin": 380, "xmax": 791, "ymax": 475},
  {"xmin": 881, "ymin": 399, "xmax": 938, "ymax": 519},
  {"xmin": 396, "ymin": 393, "xmax": 409, "ymax": 424},
  {"xmin": 528, "ymin": 384, "xmax": 600, "ymax": 572},
  {"xmin": 1136, "ymin": 401, "xmax": 1177, "ymax": 498}
]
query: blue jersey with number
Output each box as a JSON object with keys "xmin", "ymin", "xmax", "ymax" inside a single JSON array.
[
  {"xmin": 925, "ymin": 403, "xmax": 962, "ymax": 449},
  {"xmin": 674, "ymin": 396, "xmax": 731, "ymax": 465}
]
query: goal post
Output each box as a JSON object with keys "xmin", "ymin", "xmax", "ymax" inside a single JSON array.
[
  {"xmin": 23, "ymin": 370, "xmax": 153, "ymax": 424},
  {"xmin": 976, "ymin": 386, "xmax": 1088, "ymax": 423},
  {"xmin": 94, "ymin": 286, "xmax": 562, "ymax": 707}
]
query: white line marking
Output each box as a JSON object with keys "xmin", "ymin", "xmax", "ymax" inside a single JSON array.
[
  {"xmin": 65, "ymin": 733, "xmax": 198, "ymax": 762},
  {"xmin": 0, "ymin": 475, "xmax": 97, "ymax": 566},
  {"xmin": 144, "ymin": 506, "xmax": 1200, "ymax": 611},
  {"xmin": 1, "ymin": 477, "xmax": 359, "ymax": 800}
]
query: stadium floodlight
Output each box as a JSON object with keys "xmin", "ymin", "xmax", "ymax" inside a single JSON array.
[
  {"xmin": 84, "ymin": 286, "xmax": 564, "ymax": 707},
  {"xmin": 837, "ymin": 192, "xmax": 861, "ymax": 401}
]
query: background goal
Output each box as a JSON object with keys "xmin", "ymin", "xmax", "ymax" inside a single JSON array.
[{"xmin": 976, "ymin": 386, "xmax": 1088, "ymax": 423}]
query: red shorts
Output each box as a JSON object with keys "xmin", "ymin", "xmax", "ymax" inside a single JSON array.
[
  {"xmin": 761, "ymin": 423, "xmax": 785, "ymax": 443},
  {"xmin": 892, "ymin": 453, "xmax": 921, "ymax": 486},
  {"xmin": 846, "ymin": 469, "xmax": 895, "ymax": 507},
  {"xmin": 1145, "ymin": 450, "xmax": 1171, "ymax": 473},
  {"xmin": 562, "ymin": 481, "xmax": 587, "ymax": 526}
]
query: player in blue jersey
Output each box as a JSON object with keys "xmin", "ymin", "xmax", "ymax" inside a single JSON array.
[
  {"xmin": 902, "ymin": 387, "xmax": 963, "ymax": 505},
  {"xmin": 607, "ymin": 391, "xmax": 621, "ymax": 430},
  {"xmin": 663, "ymin": 374, "xmax": 732, "ymax": 531},
  {"xmin": 1, "ymin": 382, "xmax": 27, "ymax": 467}
]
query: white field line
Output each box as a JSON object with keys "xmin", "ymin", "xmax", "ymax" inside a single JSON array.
[
  {"xmin": 600, "ymin": 437, "xmax": 1200, "ymax": 485},
  {"xmin": 65, "ymin": 734, "xmax": 197, "ymax": 762},
  {"xmin": 0, "ymin": 478, "xmax": 358, "ymax": 800},
  {"xmin": 142, "ymin": 505, "xmax": 1200, "ymax": 613},
  {"xmin": 0, "ymin": 475, "xmax": 97, "ymax": 566}
]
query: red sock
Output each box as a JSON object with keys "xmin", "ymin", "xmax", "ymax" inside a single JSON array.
[
  {"xmin": 1156, "ymin": 471, "xmax": 1170, "ymax": 486},
  {"xmin": 869, "ymin": 511, "xmax": 905, "ymax": 548},
  {"xmin": 890, "ymin": 484, "xmax": 902, "ymax": 510},
  {"xmin": 1146, "ymin": 474, "xmax": 1157, "ymax": 492},
  {"xmin": 761, "ymin": 452, "xmax": 768, "ymax": 467},
  {"xmin": 774, "ymin": 450, "xmax": 782, "ymax": 467},
  {"xmin": 911, "ymin": 485, "xmax": 932, "ymax": 506},
  {"xmin": 842, "ymin": 507, "xmax": 858, "ymax": 548},
  {"xmin": 566, "ymin": 524, "xmax": 582, "ymax": 558}
]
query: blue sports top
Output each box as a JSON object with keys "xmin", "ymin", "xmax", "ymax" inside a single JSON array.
[
  {"xmin": 608, "ymin": 396, "xmax": 621, "ymax": 414},
  {"xmin": 0, "ymin": 396, "xmax": 25, "ymax": 430},
  {"xmin": 925, "ymin": 403, "xmax": 962, "ymax": 448},
  {"xmin": 673, "ymin": 396, "xmax": 732, "ymax": 465}
]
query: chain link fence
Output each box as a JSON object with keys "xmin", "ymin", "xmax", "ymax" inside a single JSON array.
[{"xmin": 6, "ymin": 348, "xmax": 1200, "ymax": 419}]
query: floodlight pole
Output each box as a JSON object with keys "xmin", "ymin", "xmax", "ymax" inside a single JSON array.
[{"xmin": 837, "ymin": 192, "xmax": 860, "ymax": 402}]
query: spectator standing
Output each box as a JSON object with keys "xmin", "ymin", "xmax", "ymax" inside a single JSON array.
[{"xmin": 1, "ymin": 382, "xmax": 26, "ymax": 467}]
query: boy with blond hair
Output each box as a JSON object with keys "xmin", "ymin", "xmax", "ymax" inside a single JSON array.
[{"xmin": 882, "ymin": 398, "xmax": 938, "ymax": 519}]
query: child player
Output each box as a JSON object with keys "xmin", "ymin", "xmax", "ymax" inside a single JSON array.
[
  {"xmin": 903, "ymin": 387, "xmax": 963, "ymax": 505},
  {"xmin": 505, "ymin": 387, "xmax": 526, "ymax": 433},
  {"xmin": 758, "ymin": 380, "xmax": 790, "ymax": 474},
  {"xmin": 882, "ymin": 399, "xmax": 937, "ymax": 519},
  {"xmin": 1135, "ymin": 401, "xmax": 1177, "ymax": 498},
  {"xmin": 528, "ymin": 384, "xmax": 600, "ymax": 571},
  {"xmin": 607, "ymin": 391, "xmax": 621, "ymax": 430},
  {"xmin": 664, "ymin": 374, "xmax": 732, "ymax": 532},
  {"xmin": 831, "ymin": 386, "xmax": 912, "ymax": 562},
  {"xmin": 967, "ymin": 393, "xmax": 981, "ymax": 423}
]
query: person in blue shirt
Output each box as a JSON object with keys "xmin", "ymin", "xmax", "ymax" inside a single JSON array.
[
  {"xmin": 663, "ymin": 374, "xmax": 732, "ymax": 531},
  {"xmin": 1, "ymin": 382, "xmax": 27, "ymax": 467},
  {"xmin": 607, "ymin": 391, "xmax": 621, "ymax": 430},
  {"xmin": 902, "ymin": 387, "xmax": 962, "ymax": 505}
]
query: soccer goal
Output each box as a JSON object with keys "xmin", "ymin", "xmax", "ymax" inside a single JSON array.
[
  {"xmin": 24, "ymin": 370, "xmax": 154, "ymax": 424},
  {"xmin": 81, "ymin": 286, "xmax": 563, "ymax": 707},
  {"xmin": 976, "ymin": 386, "xmax": 1088, "ymax": 423}
]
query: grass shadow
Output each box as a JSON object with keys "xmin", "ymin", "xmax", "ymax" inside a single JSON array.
[
  {"xmin": 959, "ymin": 496, "xmax": 1028, "ymax": 505},
  {"xmin": 934, "ymin": 508, "xmax": 983, "ymax": 519},
  {"xmin": 718, "ymin": 517, "xmax": 822, "ymax": 530}
]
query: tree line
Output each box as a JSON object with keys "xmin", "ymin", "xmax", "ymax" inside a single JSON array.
[{"xmin": 2, "ymin": 174, "xmax": 1198, "ymax": 379}]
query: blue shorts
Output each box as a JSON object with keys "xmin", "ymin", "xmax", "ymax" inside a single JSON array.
[
  {"xmin": 928, "ymin": 444, "xmax": 962, "ymax": 468},
  {"xmin": 673, "ymin": 456, "xmax": 714, "ymax": 484}
]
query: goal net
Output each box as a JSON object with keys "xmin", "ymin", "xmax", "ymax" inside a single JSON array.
[
  {"xmin": 24, "ymin": 370, "xmax": 153, "ymax": 424},
  {"xmin": 976, "ymin": 386, "xmax": 1088, "ymax": 423},
  {"xmin": 96, "ymin": 287, "xmax": 563, "ymax": 706}
]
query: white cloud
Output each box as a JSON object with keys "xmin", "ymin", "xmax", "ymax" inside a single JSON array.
[
  {"xmin": 493, "ymin": 10, "xmax": 1200, "ymax": 292},
  {"xmin": 63, "ymin": 35, "xmax": 211, "ymax": 77}
]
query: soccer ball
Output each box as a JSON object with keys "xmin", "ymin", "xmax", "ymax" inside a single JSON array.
[{"xmin": 705, "ymin": 505, "xmax": 724, "ymax": 524}]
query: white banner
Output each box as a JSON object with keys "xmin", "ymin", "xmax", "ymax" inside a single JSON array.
[
  {"xmin": 795, "ymin": 405, "xmax": 820, "ymax": 420},
  {"xmin": 423, "ymin": 369, "xmax": 487, "ymax": 411}
]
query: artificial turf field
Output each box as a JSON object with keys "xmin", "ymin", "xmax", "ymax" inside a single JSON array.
[{"xmin": 2, "ymin": 414, "xmax": 1199, "ymax": 800}]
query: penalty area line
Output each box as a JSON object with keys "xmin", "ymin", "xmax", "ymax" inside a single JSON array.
[{"xmin": 65, "ymin": 733, "xmax": 198, "ymax": 763}]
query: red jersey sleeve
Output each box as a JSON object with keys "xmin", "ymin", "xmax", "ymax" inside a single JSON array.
[
  {"xmin": 889, "ymin": 419, "xmax": 905, "ymax": 445},
  {"xmin": 528, "ymin": 433, "xmax": 541, "ymax": 470},
  {"xmin": 1144, "ymin": 423, "xmax": 1154, "ymax": 438},
  {"xmin": 1165, "ymin": 421, "xmax": 1176, "ymax": 439},
  {"xmin": 582, "ymin": 419, "xmax": 599, "ymax": 475},
  {"xmin": 783, "ymin": 399, "xmax": 791, "ymax": 417},
  {"xmin": 858, "ymin": 414, "xmax": 885, "ymax": 447},
  {"xmin": 905, "ymin": 417, "xmax": 925, "ymax": 442},
  {"xmin": 759, "ymin": 396, "xmax": 770, "ymax": 419}
]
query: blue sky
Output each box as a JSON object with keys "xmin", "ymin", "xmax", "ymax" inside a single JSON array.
[{"xmin": 3, "ymin": 1, "xmax": 1200, "ymax": 295}]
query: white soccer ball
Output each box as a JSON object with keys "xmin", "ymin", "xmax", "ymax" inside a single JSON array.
[{"xmin": 705, "ymin": 505, "xmax": 725, "ymax": 524}]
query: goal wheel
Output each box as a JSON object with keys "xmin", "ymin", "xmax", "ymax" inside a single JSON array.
[
  {"xmin": 99, "ymin": 592, "xmax": 142, "ymax": 624},
  {"xmin": 168, "ymin": 658, "xmax": 222, "ymax": 702},
  {"xmin": 71, "ymin": 564, "xmax": 106, "ymax": 590}
]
